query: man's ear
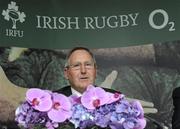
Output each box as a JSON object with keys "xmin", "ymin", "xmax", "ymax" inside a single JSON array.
[{"xmin": 64, "ymin": 68, "xmax": 69, "ymax": 80}]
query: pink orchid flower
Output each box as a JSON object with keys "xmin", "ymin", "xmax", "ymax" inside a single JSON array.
[
  {"xmin": 48, "ymin": 93, "xmax": 72, "ymax": 122},
  {"xmin": 26, "ymin": 88, "xmax": 52, "ymax": 112},
  {"xmin": 107, "ymin": 92, "xmax": 124, "ymax": 104},
  {"xmin": 81, "ymin": 85, "xmax": 110, "ymax": 109}
]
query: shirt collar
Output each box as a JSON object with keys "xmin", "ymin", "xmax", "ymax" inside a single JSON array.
[{"xmin": 71, "ymin": 87, "xmax": 82, "ymax": 97}]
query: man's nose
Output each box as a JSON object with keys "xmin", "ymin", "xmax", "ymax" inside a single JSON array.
[{"xmin": 80, "ymin": 64, "xmax": 87, "ymax": 73}]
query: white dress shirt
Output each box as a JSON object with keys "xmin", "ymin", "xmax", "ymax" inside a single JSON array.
[{"xmin": 71, "ymin": 87, "xmax": 82, "ymax": 97}]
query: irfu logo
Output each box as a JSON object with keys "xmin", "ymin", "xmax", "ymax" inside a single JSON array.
[{"xmin": 2, "ymin": 1, "xmax": 26, "ymax": 29}]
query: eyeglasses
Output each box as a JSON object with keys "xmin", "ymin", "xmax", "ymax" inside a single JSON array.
[{"xmin": 66, "ymin": 62, "xmax": 95, "ymax": 70}]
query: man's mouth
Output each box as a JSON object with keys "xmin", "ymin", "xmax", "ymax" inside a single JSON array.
[{"xmin": 80, "ymin": 77, "xmax": 88, "ymax": 80}]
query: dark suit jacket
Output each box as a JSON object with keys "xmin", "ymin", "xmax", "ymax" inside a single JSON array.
[
  {"xmin": 172, "ymin": 87, "xmax": 180, "ymax": 129},
  {"xmin": 55, "ymin": 85, "xmax": 73, "ymax": 96}
]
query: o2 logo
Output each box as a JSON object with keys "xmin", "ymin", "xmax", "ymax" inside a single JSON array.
[{"xmin": 148, "ymin": 9, "xmax": 175, "ymax": 31}]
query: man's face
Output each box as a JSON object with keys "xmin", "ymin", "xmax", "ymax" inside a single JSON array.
[{"xmin": 64, "ymin": 50, "xmax": 97, "ymax": 93}]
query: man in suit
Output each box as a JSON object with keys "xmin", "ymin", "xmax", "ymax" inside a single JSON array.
[
  {"xmin": 55, "ymin": 47, "xmax": 163, "ymax": 129},
  {"xmin": 172, "ymin": 87, "xmax": 180, "ymax": 129}
]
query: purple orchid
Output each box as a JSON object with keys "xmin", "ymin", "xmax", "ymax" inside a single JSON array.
[
  {"xmin": 26, "ymin": 88, "xmax": 52, "ymax": 112},
  {"xmin": 81, "ymin": 85, "xmax": 110, "ymax": 109},
  {"xmin": 48, "ymin": 93, "xmax": 72, "ymax": 122}
]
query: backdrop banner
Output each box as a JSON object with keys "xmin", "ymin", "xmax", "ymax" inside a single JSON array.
[
  {"xmin": 0, "ymin": 0, "xmax": 179, "ymax": 49},
  {"xmin": 0, "ymin": 1, "xmax": 179, "ymax": 129}
]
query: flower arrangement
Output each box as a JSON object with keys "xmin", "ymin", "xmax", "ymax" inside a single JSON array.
[{"xmin": 15, "ymin": 85, "xmax": 146, "ymax": 129}]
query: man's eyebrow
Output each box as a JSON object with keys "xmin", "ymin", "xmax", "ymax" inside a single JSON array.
[{"xmin": 72, "ymin": 60, "xmax": 94, "ymax": 63}]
